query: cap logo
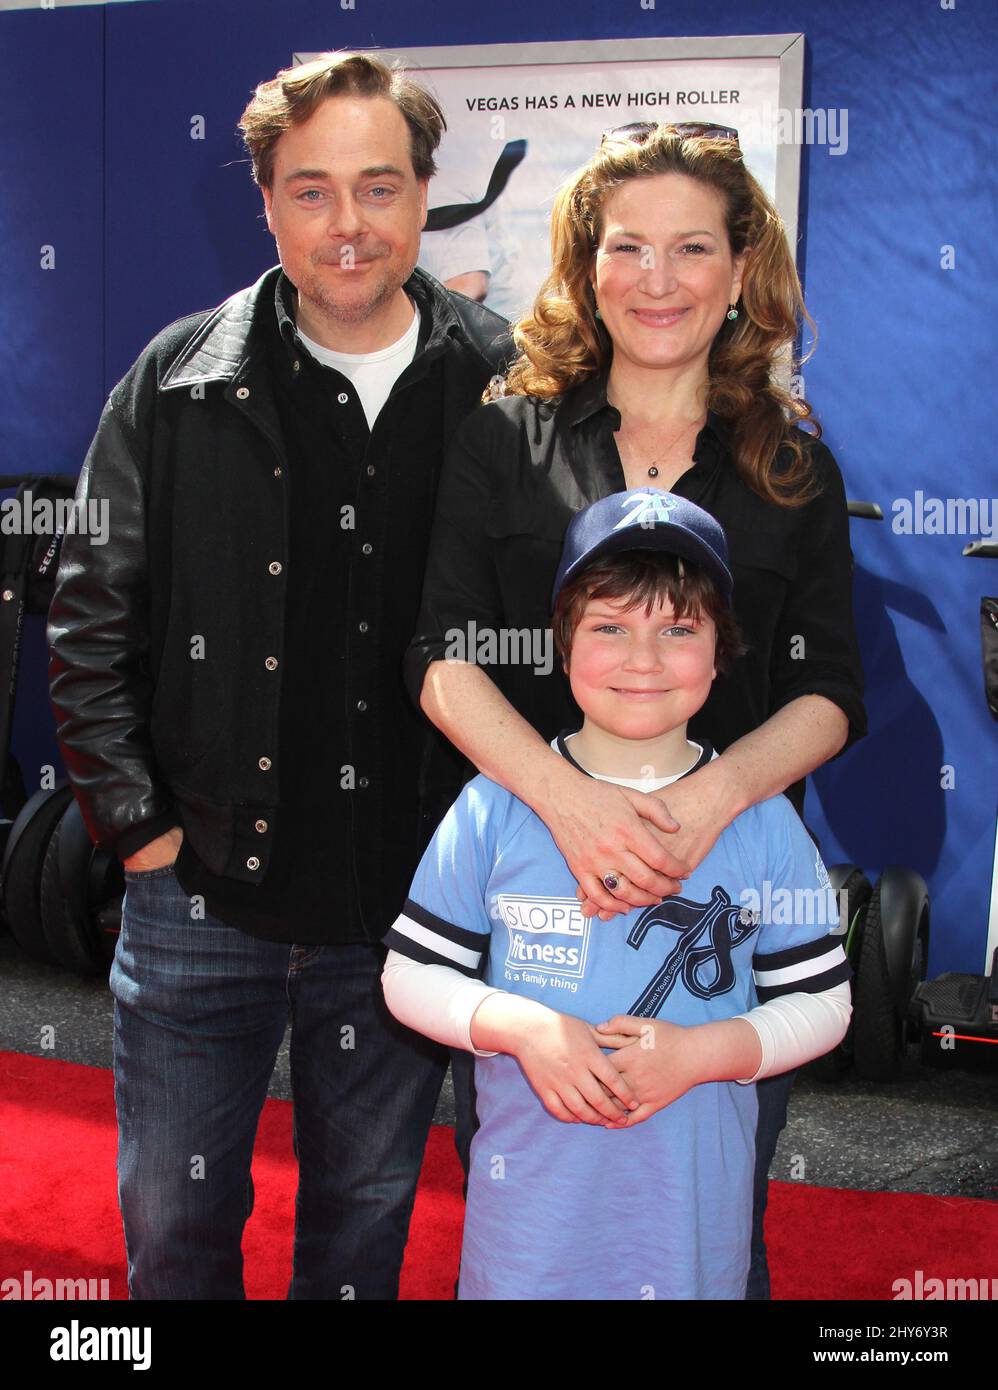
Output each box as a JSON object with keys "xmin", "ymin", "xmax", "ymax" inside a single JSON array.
[{"xmin": 613, "ymin": 491, "xmax": 679, "ymax": 532}]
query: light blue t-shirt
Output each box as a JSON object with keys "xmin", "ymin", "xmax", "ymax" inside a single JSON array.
[{"xmin": 385, "ymin": 735, "xmax": 849, "ymax": 1300}]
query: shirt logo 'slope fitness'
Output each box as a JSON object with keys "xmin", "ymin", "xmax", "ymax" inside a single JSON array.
[
  {"xmin": 497, "ymin": 895, "xmax": 592, "ymax": 979},
  {"xmin": 627, "ymin": 886, "xmax": 760, "ymax": 1017}
]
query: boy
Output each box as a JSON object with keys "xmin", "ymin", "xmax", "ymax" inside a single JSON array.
[{"xmin": 382, "ymin": 489, "xmax": 852, "ymax": 1299}]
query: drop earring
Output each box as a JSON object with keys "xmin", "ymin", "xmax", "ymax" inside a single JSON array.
[{"xmin": 726, "ymin": 304, "xmax": 739, "ymax": 321}]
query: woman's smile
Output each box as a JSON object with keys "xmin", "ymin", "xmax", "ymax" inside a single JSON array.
[{"xmin": 630, "ymin": 307, "xmax": 690, "ymax": 327}]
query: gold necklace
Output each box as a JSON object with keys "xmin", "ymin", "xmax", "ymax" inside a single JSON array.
[{"xmin": 616, "ymin": 416, "xmax": 705, "ymax": 480}]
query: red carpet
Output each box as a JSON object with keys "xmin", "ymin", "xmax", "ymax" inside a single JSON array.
[{"xmin": 1, "ymin": 1051, "xmax": 993, "ymax": 1300}]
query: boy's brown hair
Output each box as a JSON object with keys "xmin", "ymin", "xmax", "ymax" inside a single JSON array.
[{"xmin": 553, "ymin": 550, "xmax": 746, "ymax": 673}]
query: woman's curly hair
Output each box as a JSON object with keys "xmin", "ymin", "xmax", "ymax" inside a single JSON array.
[{"xmin": 498, "ymin": 127, "xmax": 822, "ymax": 507}]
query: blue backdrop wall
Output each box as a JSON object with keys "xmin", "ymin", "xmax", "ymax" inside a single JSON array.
[{"xmin": 1, "ymin": 0, "xmax": 995, "ymax": 973}]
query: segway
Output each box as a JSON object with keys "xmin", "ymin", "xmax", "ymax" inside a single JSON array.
[
  {"xmin": 807, "ymin": 863, "xmax": 872, "ymax": 1079},
  {"xmin": 0, "ymin": 473, "xmax": 82, "ymax": 966},
  {"xmin": 852, "ymin": 866, "xmax": 930, "ymax": 1080},
  {"xmin": 1, "ymin": 782, "xmax": 74, "ymax": 961},
  {"xmin": 810, "ymin": 863, "xmax": 930, "ymax": 1083},
  {"xmin": 908, "ymin": 540, "xmax": 998, "ymax": 1070},
  {"xmin": 40, "ymin": 797, "xmax": 123, "ymax": 975}
]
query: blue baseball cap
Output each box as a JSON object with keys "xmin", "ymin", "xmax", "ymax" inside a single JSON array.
[{"xmin": 551, "ymin": 488, "xmax": 733, "ymax": 609}]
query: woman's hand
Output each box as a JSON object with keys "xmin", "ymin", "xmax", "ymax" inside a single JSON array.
[
  {"xmin": 535, "ymin": 763, "xmax": 693, "ymax": 917},
  {"xmin": 575, "ymin": 759, "xmax": 739, "ymax": 920},
  {"xmin": 470, "ymin": 994, "xmax": 640, "ymax": 1125}
]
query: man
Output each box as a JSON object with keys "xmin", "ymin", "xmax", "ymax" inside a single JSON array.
[{"xmin": 47, "ymin": 51, "xmax": 508, "ymax": 1301}]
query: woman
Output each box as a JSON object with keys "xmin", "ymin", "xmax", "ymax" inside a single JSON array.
[{"xmin": 402, "ymin": 122, "xmax": 866, "ymax": 1296}]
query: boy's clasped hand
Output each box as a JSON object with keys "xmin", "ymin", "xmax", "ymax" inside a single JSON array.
[
  {"xmin": 480, "ymin": 994, "xmax": 722, "ymax": 1129},
  {"xmin": 594, "ymin": 1015, "xmax": 710, "ymax": 1127},
  {"xmin": 493, "ymin": 1003, "xmax": 763, "ymax": 1130}
]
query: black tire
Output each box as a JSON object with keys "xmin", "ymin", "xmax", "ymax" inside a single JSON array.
[
  {"xmin": 0, "ymin": 784, "xmax": 74, "ymax": 963},
  {"xmin": 95, "ymin": 895, "xmax": 123, "ymax": 968},
  {"xmin": 89, "ymin": 835, "xmax": 124, "ymax": 968},
  {"xmin": 2, "ymin": 752, "xmax": 28, "ymax": 821},
  {"xmin": 808, "ymin": 867, "xmax": 872, "ymax": 1081},
  {"xmin": 40, "ymin": 801, "xmax": 106, "ymax": 976},
  {"xmin": 903, "ymin": 915, "xmax": 930, "ymax": 1050},
  {"xmin": 854, "ymin": 869, "xmax": 930, "ymax": 1081},
  {"xmin": 852, "ymin": 888, "xmax": 899, "ymax": 1079},
  {"xmin": 0, "ymin": 820, "xmax": 14, "ymax": 925},
  {"xmin": 807, "ymin": 1042, "xmax": 853, "ymax": 1081}
]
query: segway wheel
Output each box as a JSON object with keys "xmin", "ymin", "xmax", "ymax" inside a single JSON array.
[
  {"xmin": 853, "ymin": 869, "xmax": 929, "ymax": 1082},
  {"xmin": 40, "ymin": 799, "xmax": 107, "ymax": 976},
  {"xmin": 0, "ymin": 784, "xmax": 74, "ymax": 963},
  {"xmin": 852, "ymin": 890, "xmax": 898, "ymax": 1079},
  {"xmin": 87, "ymin": 817, "xmax": 124, "ymax": 966},
  {"xmin": 809, "ymin": 865, "xmax": 872, "ymax": 1080}
]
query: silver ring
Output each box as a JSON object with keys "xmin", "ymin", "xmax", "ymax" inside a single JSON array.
[{"xmin": 602, "ymin": 871, "xmax": 622, "ymax": 893}]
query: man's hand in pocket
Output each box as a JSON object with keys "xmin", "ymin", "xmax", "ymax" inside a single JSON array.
[{"xmin": 123, "ymin": 826, "xmax": 184, "ymax": 872}]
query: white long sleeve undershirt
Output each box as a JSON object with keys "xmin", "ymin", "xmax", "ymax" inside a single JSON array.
[
  {"xmin": 381, "ymin": 949, "xmax": 852, "ymax": 1083},
  {"xmin": 383, "ymin": 734, "xmax": 851, "ymax": 1084}
]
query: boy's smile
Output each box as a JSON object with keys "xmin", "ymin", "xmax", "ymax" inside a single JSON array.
[{"xmin": 565, "ymin": 592, "xmax": 717, "ymax": 777}]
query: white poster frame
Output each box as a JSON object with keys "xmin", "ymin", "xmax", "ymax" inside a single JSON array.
[{"xmin": 296, "ymin": 34, "xmax": 806, "ymax": 310}]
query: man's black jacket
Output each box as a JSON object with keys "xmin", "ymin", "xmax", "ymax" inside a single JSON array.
[{"xmin": 47, "ymin": 264, "xmax": 509, "ymax": 937}]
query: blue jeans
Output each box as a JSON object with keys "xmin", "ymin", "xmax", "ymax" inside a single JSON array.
[
  {"xmin": 745, "ymin": 1068, "xmax": 797, "ymax": 1300},
  {"xmin": 451, "ymin": 1047, "xmax": 477, "ymax": 1194},
  {"xmin": 109, "ymin": 866, "xmax": 448, "ymax": 1300}
]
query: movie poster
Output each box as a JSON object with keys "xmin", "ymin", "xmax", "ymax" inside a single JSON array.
[{"xmin": 302, "ymin": 39, "xmax": 799, "ymax": 320}]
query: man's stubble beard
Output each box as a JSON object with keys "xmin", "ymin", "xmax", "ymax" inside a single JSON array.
[{"xmin": 298, "ymin": 253, "xmax": 413, "ymax": 329}]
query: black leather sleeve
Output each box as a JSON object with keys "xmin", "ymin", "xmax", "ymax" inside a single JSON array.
[{"xmin": 47, "ymin": 396, "xmax": 176, "ymax": 854}]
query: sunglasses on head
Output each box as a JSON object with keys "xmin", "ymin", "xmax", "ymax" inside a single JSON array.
[{"xmin": 600, "ymin": 120, "xmax": 740, "ymax": 148}]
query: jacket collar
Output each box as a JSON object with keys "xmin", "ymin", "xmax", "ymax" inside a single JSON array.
[
  {"xmin": 561, "ymin": 366, "xmax": 731, "ymax": 451},
  {"xmin": 159, "ymin": 263, "xmax": 476, "ymax": 393},
  {"xmin": 271, "ymin": 265, "xmax": 468, "ymax": 360},
  {"xmin": 158, "ymin": 267, "xmax": 274, "ymax": 392}
]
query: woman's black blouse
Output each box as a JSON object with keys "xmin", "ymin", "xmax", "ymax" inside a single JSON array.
[{"xmin": 404, "ymin": 372, "xmax": 867, "ymax": 820}]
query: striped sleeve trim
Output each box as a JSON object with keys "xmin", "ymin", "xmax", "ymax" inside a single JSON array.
[
  {"xmin": 752, "ymin": 936, "xmax": 852, "ymax": 1002},
  {"xmin": 382, "ymin": 898, "xmax": 488, "ymax": 977}
]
